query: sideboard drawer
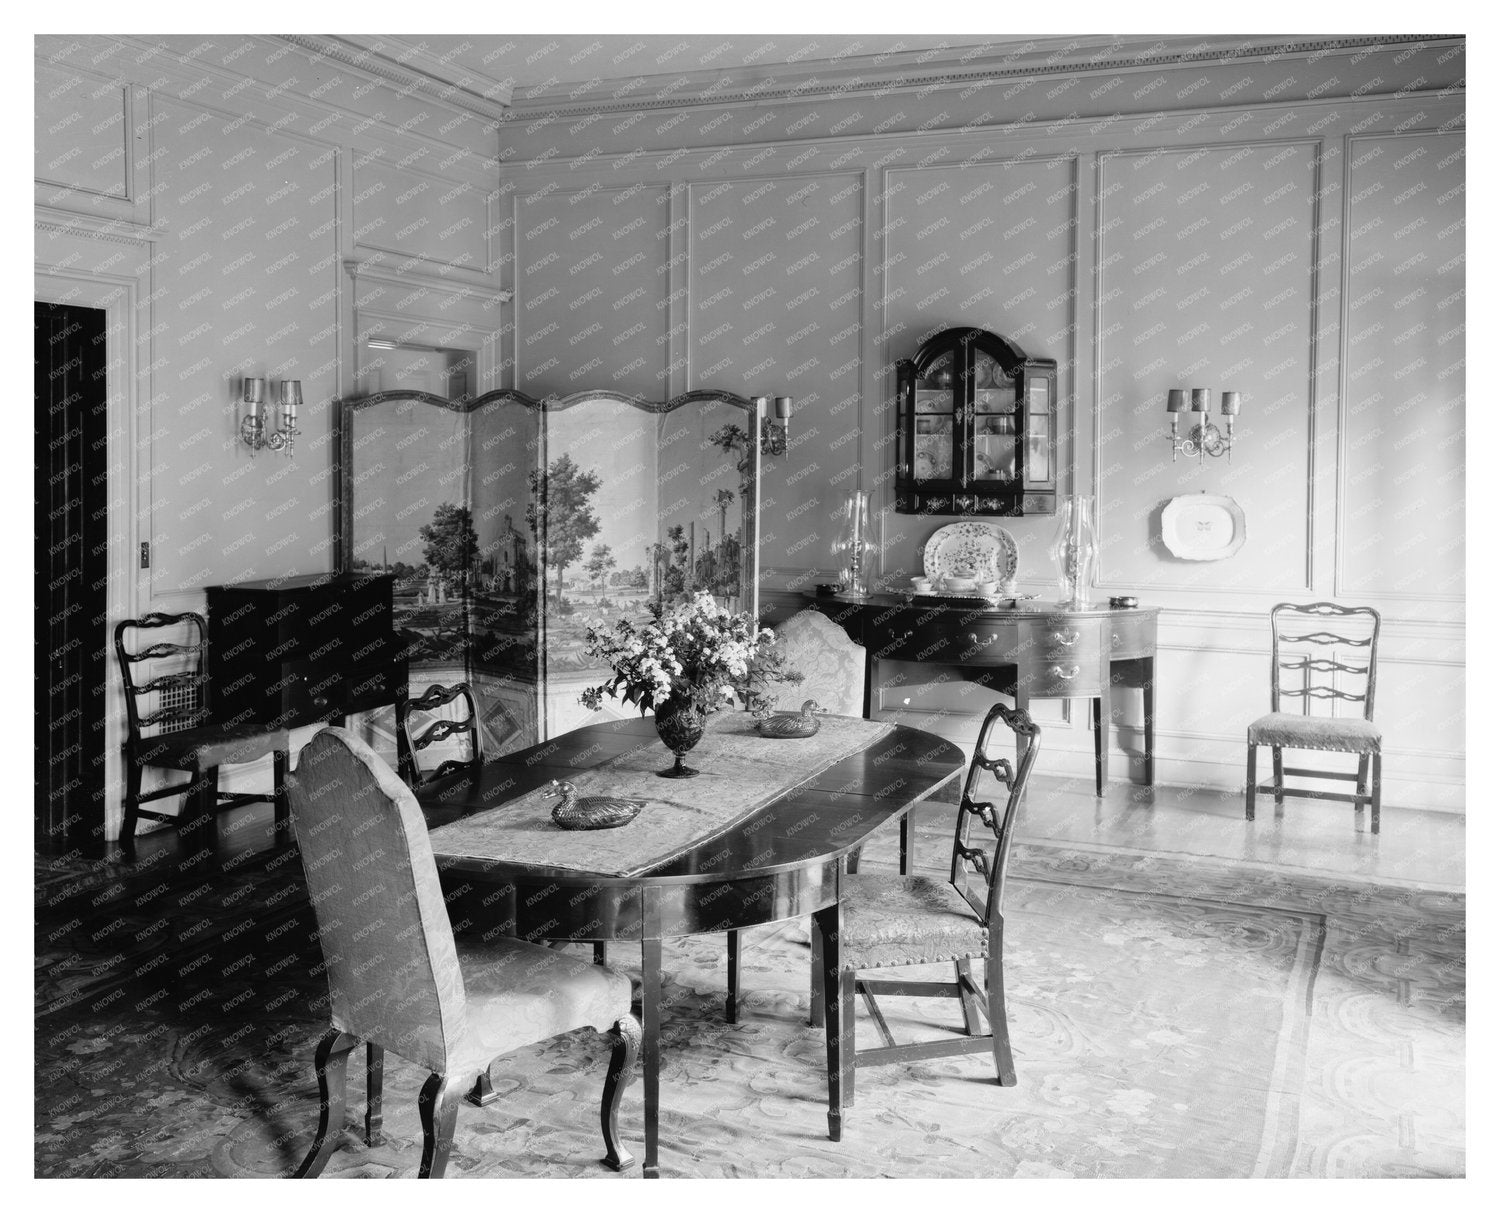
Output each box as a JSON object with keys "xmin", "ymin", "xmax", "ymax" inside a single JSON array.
[
  {"xmin": 1108, "ymin": 612, "xmax": 1157, "ymax": 658},
  {"xmin": 1018, "ymin": 657, "xmax": 1105, "ymax": 698},
  {"xmin": 1022, "ymin": 618, "xmax": 1103, "ymax": 665},
  {"xmin": 877, "ymin": 610, "xmax": 1022, "ymax": 666}
]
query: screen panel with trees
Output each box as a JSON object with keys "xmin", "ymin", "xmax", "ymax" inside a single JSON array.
[{"xmin": 338, "ymin": 388, "xmax": 761, "ymax": 755}]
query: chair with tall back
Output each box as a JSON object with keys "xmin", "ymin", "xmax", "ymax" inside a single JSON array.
[
  {"xmin": 287, "ymin": 727, "xmax": 639, "ymax": 1178},
  {"xmin": 395, "ymin": 682, "xmax": 482, "ymax": 788},
  {"xmin": 114, "ymin": 611, "xmax": 290, "ymax": 843},
  {"xmin": 723, "ymin": 608, "xmax": 869, "ymax": 1025},
  {"xmin": 818, "ymin": 701, "xmax": 1040, "ymax": 1139},
  {"xmin": 764, "ymin": 609, "xmax": 866, "ymax": 716},
  {"xmin": 1245, "ymin": 601, "xmax": 1383, "ymax": 833}
]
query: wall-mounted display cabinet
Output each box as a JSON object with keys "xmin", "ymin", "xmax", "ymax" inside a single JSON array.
[{"xmin": 895, "ymin": 327, "xmax": 1058, "ymax": 516}]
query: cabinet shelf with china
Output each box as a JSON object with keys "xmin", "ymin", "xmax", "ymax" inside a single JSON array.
[{"xmin": 894, "ymin": 326, "xmax": 1058, "ymax": 516}]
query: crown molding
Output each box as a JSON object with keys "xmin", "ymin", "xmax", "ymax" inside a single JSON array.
[
  {"xmin": 280, "ymin": 34, "xmax": 512, "ymax": 121},
  {"xmin": 498, "ymin": 33, "xmax": 1463, "ymax": 123},
  {"xmin": 493, "ymin": 87, "xmax": 1462, "ymax": 176},
  {"xmin": 80, "ymin": 34, "xmax": 499, "ymax": 177}
]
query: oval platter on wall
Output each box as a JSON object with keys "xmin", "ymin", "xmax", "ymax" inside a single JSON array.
[{"xmin": 1160, "ymin": 493, "xmax": 1247, "ymax": 561}]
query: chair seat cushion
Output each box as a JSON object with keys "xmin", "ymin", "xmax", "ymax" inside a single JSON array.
[
  {"xmin": 135, "ymin": 723, "xmax": 290, "ymax": 770},
  {"xmin": 450, "ymin": 938, "xmax": 633, "ymax": 1077},
  {"xmin": 837, "ymin": 874, "xmax": 987, "ymax": 972},
  {"xmin": 1247, "ymin": 712, "xmax": 1381, "ymax": 753}
]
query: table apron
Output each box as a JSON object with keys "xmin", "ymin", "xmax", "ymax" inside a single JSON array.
[{"xmin": 438, "ymin": 858, "xmax": 843, "ymax": 942}]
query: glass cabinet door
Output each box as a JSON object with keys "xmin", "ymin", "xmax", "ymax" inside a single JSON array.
[
  {"xmin": 971, "ymin": 350, "xmax": 1018, "ymax": 485},
  {"xmin": 912, "ymin": 349, "xmax": 956, "ymax": 483},
  {"xmin": 1022, "ymin": 368, "xmax": 1055, "ymax": 488}
]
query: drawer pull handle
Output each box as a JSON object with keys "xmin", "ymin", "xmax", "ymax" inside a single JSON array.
[
  {"xmin": 966, "ymin": 633, "xmax": 999, "ymax": 646},
  {"xmin": 1047, "ymin": 664, "xmax": 1080, "ymax": 680},
  {"xmin": 1111, "ymin": 633, "xmax": 1121, "ymax": 644},
  {"xmin": 1047, "ymin": 630, "xmax": 1079, "ymax": 646}
]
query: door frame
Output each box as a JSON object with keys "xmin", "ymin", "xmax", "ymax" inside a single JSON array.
[{"xmin": 36, "ymin": 225, "xmax": 148, "ymax": 842}]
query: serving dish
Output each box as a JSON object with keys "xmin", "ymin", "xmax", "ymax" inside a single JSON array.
[
  {"xmin": 1160, "ymin": 493, "xmax": 1247, "ymax": 561},
  {"xmin": 922, "ymin": 521, "xmax": 1019, "ymax": 585}
]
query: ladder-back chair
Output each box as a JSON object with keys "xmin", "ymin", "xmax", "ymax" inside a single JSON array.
[
  {"xmin": 395, "ymin": 682, "xmax": 482, "ymax": 789},
  {"xmin": 114, "ymin": 611, "xmax": 289, "ymax": 843},
  {"xmin": 1245, "ymin": 601, "xmax": 1383, "ymax": 833},
  {"xmin": 818, "ymin": 701, "xmax": 1039, "ymax": 1140}
]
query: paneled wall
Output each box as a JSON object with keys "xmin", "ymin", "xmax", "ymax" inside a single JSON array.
[
  {"xmin": 493, "ymin": 42, "xmax": 1465, "ymax": 809},
  {"xmin": 35, "ymin": 35, "xmax": 503, "ymax": 606},
  {"xmin": 34, "ymin": 36, "xmax": 1466, "ymax": 820},
  {"xmin": 35, "ymin": 35, "xmax": 505, "ymax": 836}
]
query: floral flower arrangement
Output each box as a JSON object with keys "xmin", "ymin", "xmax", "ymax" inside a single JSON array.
[{"xmin": 579, "ymin": 591, "xmax": 797, "ymax": 716}]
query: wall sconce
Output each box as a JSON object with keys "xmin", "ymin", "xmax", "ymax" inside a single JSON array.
[
  {"xmin": 240, "ymin": 377, "xmax": 301, "ymax": 456},
  {"xmin": 1166, "ymin": 387, "xmax": 1239, "ymax": 462},
  {"xmin": 756, "ymin": 395, "xmax": 792, "ymax": 457}
]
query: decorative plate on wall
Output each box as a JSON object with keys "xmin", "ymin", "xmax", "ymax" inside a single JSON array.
[
  {"xmin": 1161, "ymin": 493, "xmax": 1247, "ymax": 560},
  {"xmin": 923, "ymin": 521, "xmax": 1019, "ymax": 583}
]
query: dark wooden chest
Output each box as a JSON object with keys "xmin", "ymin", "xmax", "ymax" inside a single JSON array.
[{"xmin": 206, "ymin": 573, "xmax": 406, "ymax": 729}]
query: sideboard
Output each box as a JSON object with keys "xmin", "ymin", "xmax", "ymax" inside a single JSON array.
[{"xmin": 779, "ymin": 592, "xmax": 1159, "ymax": 795}]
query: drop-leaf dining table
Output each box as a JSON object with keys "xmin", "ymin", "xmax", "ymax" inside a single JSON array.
[{"xmin": 398, "ymin": 711, "xmax": 965, "ymax": 1177}]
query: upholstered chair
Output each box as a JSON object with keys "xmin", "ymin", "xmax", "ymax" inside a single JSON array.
[
  {"xmin": 723, "ymin": 608, "xmax": 869, "ymax": 1025},
  {"xmin": 286, "ymin": 727, "xmax": 639, "ymax": 1178},
  {"xmin": 1245, "ymin": 602, "xmax": 1382, "ymax": 833},
  {"xmin": 766, "ymin": 609, "xmax": 866, "ymax": 716},
  {"xmin": 817, "ymin": 702, "xmax": 1040, "ymax": 1141}
]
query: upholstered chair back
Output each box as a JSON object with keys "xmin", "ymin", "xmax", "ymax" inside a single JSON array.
[
  {"xmin": 770, "ymin": 610, "xmax": 866, "ymax": 716},
  {"xmin": 287, "ymin": 726, "xmax": 467, "ymax": 1074}
]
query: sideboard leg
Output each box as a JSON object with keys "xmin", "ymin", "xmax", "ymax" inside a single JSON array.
[
  {"xmin": 1142, "ymin": 664, "xmax": 1156, "ymax": 786},
  {"xmin": 1091, "ymin": 696, "xmax": 1106, "ymax": 797}
]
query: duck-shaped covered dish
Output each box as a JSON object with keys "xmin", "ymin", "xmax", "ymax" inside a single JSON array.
[
  {"xmin": 755, "ymin": 699, "xmax": 823, "ymax": 739},
  {"xmin": 548, "ymin": 779, "xmax": 645, "ymax": 831}
]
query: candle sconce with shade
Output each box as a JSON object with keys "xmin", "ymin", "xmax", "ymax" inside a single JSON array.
[
  {"xmin": 1166, "ymin": 387, "xmax": 1240, "ymax": 463},
  {"xmin": 240, "ymin": 376, "xmax": 301, "ymax": 456},
  {"xmin": 756, "ymin": 395, "xmax": 793, "ymax": 457}
]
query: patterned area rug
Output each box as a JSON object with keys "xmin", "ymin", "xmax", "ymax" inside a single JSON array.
[{"xmin": 33, "ymin": 831, "xmax": 1464, "ymax": 1178}]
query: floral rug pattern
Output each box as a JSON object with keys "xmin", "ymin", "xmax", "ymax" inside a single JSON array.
[{"xmin": 34, "ymin": 830, "xmax": 1464, "ymax": 1178}]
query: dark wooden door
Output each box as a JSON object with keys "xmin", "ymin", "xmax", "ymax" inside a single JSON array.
[{"xmin": 36, "ymin": 302, "xmax": 109, "ymax": 852}]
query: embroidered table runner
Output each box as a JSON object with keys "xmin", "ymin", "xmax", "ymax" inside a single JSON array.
[{"xmin": 426, "ymin": 713, "xmax": 894, "ymax": 878}]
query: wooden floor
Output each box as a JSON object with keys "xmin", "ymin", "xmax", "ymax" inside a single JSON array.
[{"xmin": 1010, "ymin": 774, "xmax": 1464, "ymax": 891}]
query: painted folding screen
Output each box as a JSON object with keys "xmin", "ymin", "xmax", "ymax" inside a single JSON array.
[{"xmin": 338, "ymin": 388, "xmax": 760, "ymax": 762}]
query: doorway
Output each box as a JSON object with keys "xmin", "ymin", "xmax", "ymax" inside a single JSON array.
[{"xmin": 36, "ymin": 301, "xmax": 109, "ymax": 852}]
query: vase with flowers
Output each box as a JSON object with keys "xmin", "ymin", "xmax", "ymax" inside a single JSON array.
[{"xmin": 579, "ymin": 592, "xmax": 792, "ymax": 778}]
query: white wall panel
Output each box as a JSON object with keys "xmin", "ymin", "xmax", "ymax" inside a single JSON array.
[
  {"xmin": 1096, "ymin": 144, "xmax": 1320, "ymax": 593},
  {"xmin": 514, "ymin": 185, "xmax": 671, "ymax": 399},
  {"xmin": 1340, "ymin": 133, "xmax": 1466, "ymax": 600},
  {"xmin": 688, "ymin": 173, "xmax": 863, "ymax": 569},
  {"xmin": 353, "ymin": 161, "xmax": 489, "ymax": 274}
]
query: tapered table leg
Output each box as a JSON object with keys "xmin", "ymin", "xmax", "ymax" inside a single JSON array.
[
  {"xmin": 640, "ymin": 933, "xmax": 662, "ymax": 1179},
  {"xmin": 726, "ymin": 930, "xmax": 740, "ymax": 1024},
  {"xmin": 365, "ymin": 1042, "xmax": 384, "ymax": 1144},
  {"xmin": 813, "ymin": 874, "xmax": 846, "ymax": 1142},
  {"xmin": 809, "ymin": 927, "xmax": 824, "ymax": 1028}
]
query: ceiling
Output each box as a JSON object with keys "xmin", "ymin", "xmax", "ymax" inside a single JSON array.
[{"xmin": 333, "ymin": 33, "xmax": 1008, "ymax": 107}]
